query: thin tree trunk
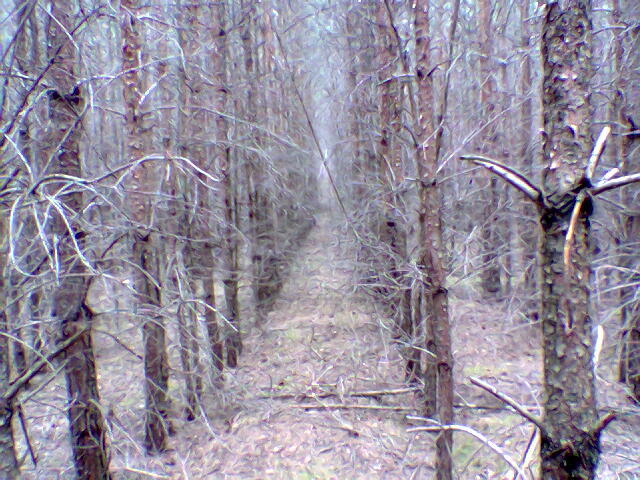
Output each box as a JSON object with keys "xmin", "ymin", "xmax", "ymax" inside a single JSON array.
[
  {"xmin": 479, "ymin": 0, "xmax": 501, "ymax": 295},
  {"xmin": 0, "ymin": 255, "xmax": 19, "ymax": 478},
  {"xmin": 414, "ymin": 1, "xmax": 458, "ymax": 479},
  {"xmin": 518, "ymin": 1, "xmax": 538, "ymax": 298},
  {"xmin": 121, "ymin": 0, "xmax": 170, "ymax": 454},
  {"xmin": 45, "ymin": 2, "xmax": 111, "ymax": 477},
  {"xmin": 213, "ymin": 1, "xmax": 242, "ymax": 368}
]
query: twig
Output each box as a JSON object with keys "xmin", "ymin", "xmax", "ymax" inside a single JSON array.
[
  {"xmin": 407, "ymin": 423, "xmax": 529, "ymax": 480},
  {"xmin": 116, "ymin": 467, "xmax": 171, "ymax": 479},
  {"xmin": 17, "ymin": 403, "xmax": 37, "ymax": 467},
  {"xmin": 514, "ymin": 429, "xmax": 538, "ymax": 480},
  {"xmin": 469, "ymin": 377, "xmax": 547, "ymax": 436},
  {"xmin": 93, "ymin": 328, "xmax": 143, "ymax": 360}
]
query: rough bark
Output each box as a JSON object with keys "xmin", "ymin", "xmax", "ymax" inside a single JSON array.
[
  {"xmin": 121, "ymin": 0, "xmax": 170, "ymax": 454},
  {"xmin": 539, "ymin": 2, "xmax": 603, "ymax": 477}
]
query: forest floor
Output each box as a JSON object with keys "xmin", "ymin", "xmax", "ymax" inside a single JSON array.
[{"xmin": 18, "ymin": 210, "xmax": 640, "ymax": 479}]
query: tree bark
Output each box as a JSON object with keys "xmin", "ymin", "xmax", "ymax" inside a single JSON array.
[{"xmin": 539, "ymin": 2, "xmax": 603, "ymax": 477}]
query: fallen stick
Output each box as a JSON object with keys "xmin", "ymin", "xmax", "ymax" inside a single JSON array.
[
  {"xmin": 260, "ymin": 387, "xmax": 417, "ymax": 400},
  {"xmin": 290, "ymin": 403, "xmax": 414, "ymax": 411}
]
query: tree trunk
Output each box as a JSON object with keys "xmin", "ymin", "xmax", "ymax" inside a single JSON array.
[
  {"xmin": 46, "ymin": 2, "xmax": 111, "ymax": 477},
  {"xmin": 414, "ymin": 1, "xmax": 456, "ymax": 479},
  {"xmin": 479, "ymin": 0, "xmax": 501, "ymax": 295},
  {"xmin": 518, "ymin": 1, "xmax": 538, "ymax": 298},
  {"xmin": 212, "ymin": 1, "xmax": 242, "ymax": 368},
  {"xmin": 0, "ymin": 272, "xmax": 19, "ymax": 478},
  {"xmin": 121, "ymin": 0, "xmax": 170, "ymax": 454},
  {"xmin": 539, "ymin": 2, "xmax": 604, "ymax": 477}
]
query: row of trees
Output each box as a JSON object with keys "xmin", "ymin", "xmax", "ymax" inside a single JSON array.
[
  {"xmin": 1, "ymin": 0, "xmax": 317, "ymax": 478},
  {"xmin": 329, "ymin": 0, "xmax": 638, "ymax": 479}
]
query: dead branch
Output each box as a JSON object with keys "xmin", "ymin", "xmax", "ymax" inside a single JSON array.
[
  {"xmin": 586, "ymin": 126, "xmax": 611, "ymax": 181},
  {"xmin": 260, "ymin": 387, "xmax": 418, "ymax": 400},
  {"xmin": 407, "ymin": 423, "xmax": 530, "ymax": 480},
  {"xmin": 563, "ymin": 190, "xmax": 588, "ymax": 273},
  {"xmin": 3, "ymin": 327, "xmax": 87, "ymax": 401},
  {"xmin": 469, "ymin": 377, "xmax": 547, "ymax": 436},
  {"xmin": 289, "ymin": 403, "xmax": 414, "ymax": 412},
  {"xmin": 460, "ymin": 155, "xmax": 541, "ymax": 201},
  {"xmin": 592, "ymin": 172, "xmax": 640, "ymax": 196},
  {"xmin": 591, "ymin": 411, "xmax": 617, "ymax": 438}
]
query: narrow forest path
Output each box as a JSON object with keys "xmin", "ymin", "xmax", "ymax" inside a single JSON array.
[
  {"xmin": 22, "ymin": 208, "xmax": 638, "ymax": 479},
  {"xmin": 162, "ymin": 210, "xmax": 434, "ymax": 479}
]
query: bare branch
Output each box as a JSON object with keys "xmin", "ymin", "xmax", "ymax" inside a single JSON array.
[
  {"xmin": 592, "ymin": 173, "xmax": 640, "ymax": 196},
  {"xmin": 460, "ymin": 155, "xmax": 542, "ymax": 201},
  {"xmin": 290, "ymin": 403, "xmax": 413, "ymax": 411},
  {"xmin": 3, "ymin": 327, "xmax": 88, "ymax": 401},
  {"xmin": 591, "ymin": 411, "xmax": 617, "ymax": 438},
  {"xmin": 469, "ymin": 377, "xmax": 547, "ymax": 435},
  {"xmin": 585, "ymin": 126, "xmax": 611, "ymax": 181}
]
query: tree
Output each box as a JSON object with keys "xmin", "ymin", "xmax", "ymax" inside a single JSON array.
[
  {"xmin": 413, "ymin": 2, "xmax": 459, "ymax": 479},
  {"xmin": 121, "ymin": 0, "xmax": 170, "ymax": 454},
  {"xmin": 465, "ymin": 1, "xmax": 640, "ymax": 476},
  {"xmin": 45, "ymin": 1, "xmax": 111, "ymax": 477},
  {"xmin": 478, "ymin": 0, "xmax": 502, "ymax": 295}
]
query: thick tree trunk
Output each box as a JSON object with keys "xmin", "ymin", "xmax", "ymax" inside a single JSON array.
[
  {"xmin": 121, "ymin": 0, "xmax": 170, "ymax": 454},
  {"xmin": 240, "ymin": 0, "xmax": 271, "ymax": 321},
  {"xmin": 539, "ymin": 2, "xmax": 603, "ymax": 477}
]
